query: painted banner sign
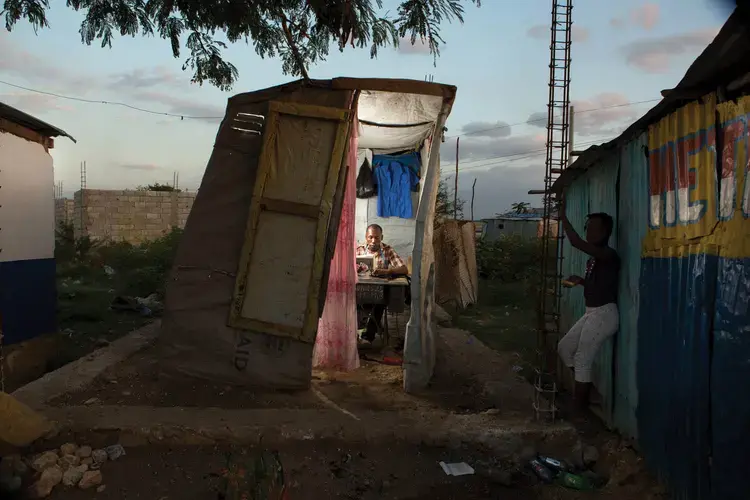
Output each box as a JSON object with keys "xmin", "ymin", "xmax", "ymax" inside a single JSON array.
[{"xmin": 645, "ymin": 93, "xmax": 750, "ymax": 254}]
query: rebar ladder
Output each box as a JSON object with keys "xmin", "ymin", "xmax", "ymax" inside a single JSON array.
[{"xmin": 534, "ymin": 0, "xmax": 573, "ymax": 422}]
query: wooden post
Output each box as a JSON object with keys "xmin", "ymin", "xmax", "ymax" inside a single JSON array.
[
  {"xmin": 454, "ymin": 137, "xmax": 460, "ymax": 219},
  {"xmin": 470, "ymin": 178, "xmax": 477, "ymax": 221}
]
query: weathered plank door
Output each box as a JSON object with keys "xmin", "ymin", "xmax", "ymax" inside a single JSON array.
[{"xmin": 228, "ymin": 101, "xmax": 351, "ymax": 343}]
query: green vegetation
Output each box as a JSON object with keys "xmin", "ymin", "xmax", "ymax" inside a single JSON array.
[
  {"xmin": 52, "ymin": 222, "xmax": 182, "ymax": 369},
  {"xmin": 3, "ymin": 0, "xmax": 480, "ymax": 89},
  {"xmin": 455, "ymin": 235, "xmax": 543, "ymax": 379}
]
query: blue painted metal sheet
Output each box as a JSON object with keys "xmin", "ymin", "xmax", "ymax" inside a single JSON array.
[
  {"xmin": 0, "ymin": 257, "xmax": 57, "ymax": 345},
  {"xmin": 585, "ymin": 154, "xmax": 620, "ymax": 425},
  {"xmin": 710, "ymin": 96, "xmax": 750, "ymax": 500},
  {"xmin": 637, "ymin": 246, "xmax": 716, "ymax": 500},
  {"xmin": 560, "ymin": 177, "xmax": 589, "ymax": 331},
  {"xmin": 613, "ymin": 134, "xmax": 649, "ymax": 440},
  {"xmin": 711, "ymin": 257, "xmax": 750, "ymax": 500}
]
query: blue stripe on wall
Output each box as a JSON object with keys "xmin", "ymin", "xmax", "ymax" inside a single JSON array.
[
  {"xmin": 637, "ymin": 252, "xmax": 715, "ymax": 500},
  {"xmin": 0, "ymin": 258, "xmax": 57, "ymax": 345},
  {"xmin": 711, "ymin": 256, "xmax": 750, "ymax": 500}
]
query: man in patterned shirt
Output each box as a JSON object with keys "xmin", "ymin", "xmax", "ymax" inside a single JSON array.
[{"xmin": 356, "ymin": 224, "xmax": 408, "ymax": 342}]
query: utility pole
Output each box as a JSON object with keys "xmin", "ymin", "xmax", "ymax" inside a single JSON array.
[
  {"xmin": 454, "ymin": 137, "xmax": 460, "ymax": 219},
  {"xmin": 470, "ymin": 178, "xmax": 477, "ymax": 221}
]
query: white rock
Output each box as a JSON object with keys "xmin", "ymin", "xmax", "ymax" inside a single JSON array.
[
  {"xmin": 31, "ymin": 451, "xmax": 59, "ymax": 472},
  {"xmin": 81, "ymin": 457, "xmax": 93, "ymax": 466},
  {"xmin": 76, "ymin": 445, "xmax": 93, "ymax": 458},
  {"xmin": 29, "ymin": 465, "xmax": 63, "ymax": 498},
  {"xmin": 91, "ymin": 449, "xmax": 108, "ymax": 464},
  {"xmin": 60, "ymin": 443, "xmax": 78, "ymax": 456},
  {"xmin": 96, "ymin": 484, "xmax": 106, "ymax": 493},
  {"xmin": 62, "ymin": 464, "xmax": 88, "ymax": 487},
  {"xmin": 78, "ymin": 470, "xmax": 103, "ymax": 490},
  {"xmin": 58, "ymin": 454, "xmax": 80, "ymax": 470}
]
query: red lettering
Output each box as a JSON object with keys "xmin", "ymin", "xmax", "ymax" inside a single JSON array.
[
  {"xmin": 649, "ymin": 144, "xmax": 675, "ymax": 195},
  {"xmin": 722, "ymin": 119, "xmax": 747, "ymax": 179}
]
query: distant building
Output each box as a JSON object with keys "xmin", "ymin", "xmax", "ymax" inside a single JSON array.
[{"xmin": 481, "ymin": 208, "xmax": 546, "ymax": 241}]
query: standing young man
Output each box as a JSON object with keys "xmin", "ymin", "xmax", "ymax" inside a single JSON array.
[{"xmin": 558, "ymin": 199, "xmax": 620, "ymax": 415}]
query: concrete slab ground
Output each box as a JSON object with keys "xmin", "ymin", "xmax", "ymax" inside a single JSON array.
[{"xmin": 11, "ymin": 322, "xmax": 575, "ymax": 457}]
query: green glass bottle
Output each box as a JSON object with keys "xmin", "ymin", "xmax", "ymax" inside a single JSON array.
[{"xmin": 557, "ymin": 472, "xmax": 594, "ymax": 491}]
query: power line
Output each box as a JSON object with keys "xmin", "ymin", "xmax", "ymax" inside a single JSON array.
[
  {"xmin": 444, "ymin": 98, "xmax": 660, "ymax": 140},
  {"xmin": 0, "ymin": 79, "xmax": 222, "ymax": 120},
  {"xmin": 439, "ymin": 137, "xmax": 609, "ymax": 177}
]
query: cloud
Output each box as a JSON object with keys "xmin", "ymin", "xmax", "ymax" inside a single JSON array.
[
  {"xmin": 129, "ymin": 91, "xmax": 225, "ymax": 120},
  {"xmin": 453, "ymin": 163, "xmax": 546, "ymax": 219},
  {"xmin": 397, "ymin": 36, "xmax": 431, "ymax": 55},
  {"xmin": 0, "ymin": 31, "xmax": 224, "ymax": 123},
  {"xmin": 526, "ymin": 25, "xmax": 590, "ymax": 43},
  {"xmin": 631, "ymin": 3, "xmax": 660, "ymax": 31},
  {"xmin": 0, "ymin": 92, "xmax": 75, "ymax": 114},
  {"xmin": 621, "ymin": 28, "xmax": 719, "ymax": 74},
  {"xmin": 526, "ymin": 92, "xmax": 642, "ymax": 138},
  {"xmin": 108, "ymin": 66, "xmax": 181, "ymax": 90},
  {"xmin": 610, "ymin": 17, "xmax": 626, "ymax": 29},
  {"xmin": 441, "ymin": 133, "xmax": 545, "ymax": 165},
  {"xmin": 461, "ymin": 121, "xmax": 512, "ymax": 138},
  {"xmin": 116, "ymin": 163, "xmax": 163, "ymax": 171}
]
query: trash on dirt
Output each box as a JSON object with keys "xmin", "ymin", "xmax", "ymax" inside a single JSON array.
[
  {"xmin": 557, "ymin": 471, "xmax": 594, "ymax": 490},
  {"xmin": 528, "ymin": 458, "xmax": 554, "ymax": 483},
  {"xmin": 103, "ymin": 265, "xmax": 115, "ymax": 276},
  {"xmin": 110, "ymin": 295, "xmax": 162, "ymax": 316},
  {"xmin": 439, "ymin": 462, "xmax": 475, "ymax": 476}
]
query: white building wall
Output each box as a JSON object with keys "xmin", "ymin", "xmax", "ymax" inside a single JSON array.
[{"xmin": 0, "ymin": 131, "xmax": 55, "ymax": 263}]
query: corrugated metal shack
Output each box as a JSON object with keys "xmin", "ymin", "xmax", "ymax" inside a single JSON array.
[{"xmin": 552, "ymin": 7, "xmax": 750, "ymax": 500}]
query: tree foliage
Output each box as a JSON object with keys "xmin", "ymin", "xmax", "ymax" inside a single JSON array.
[
  {"xmin": 510, "ymin": 201, "xmax": 530, "ymax": 214},
  {"xmin": 2, "ymin": 0, "xmax": 481, "ymax": 90},
  {"xmin": 435, "ymin": 179, "xmax": 465, "ymax": 221}
]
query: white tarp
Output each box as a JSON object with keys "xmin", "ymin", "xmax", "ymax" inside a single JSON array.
[{"xmin": 356, "ymin": 90, "xmax": 442, "ymax": 150}]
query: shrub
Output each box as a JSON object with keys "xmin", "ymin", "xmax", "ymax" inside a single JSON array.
[{"xmin": 476, "ymin": 235, "xmax": 543, "ymax": 283}]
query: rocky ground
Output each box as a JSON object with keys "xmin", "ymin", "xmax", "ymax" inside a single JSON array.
[{"xmin": 2, "ymin": 434, "xmax": 665, "ymax": 500}]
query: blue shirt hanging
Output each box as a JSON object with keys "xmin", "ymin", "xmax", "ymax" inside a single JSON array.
[{"xmin": 372, "ymin": 152, "xmax": 421, "ymax": 218}]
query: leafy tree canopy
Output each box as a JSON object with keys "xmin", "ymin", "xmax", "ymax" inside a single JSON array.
[{"xmin": 2, "ymin": 0, "xmax": 481, "ymax": 90}]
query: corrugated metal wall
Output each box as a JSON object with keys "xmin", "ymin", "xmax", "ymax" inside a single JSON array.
[
  {"xmin": 560, "ymin": 88, "xmax": 750, "ymax": 500},
  {"xmin": 585, "ymin": 154, "xmax": 619, "ymax": 424},
  {"xmin": 613, "ymin": 133, "xmax": 649, "ymax": 440},
  {"xmin": 710, "ymin": 97, "xmax": 750, "ymax": 500},
  {"xmin": 560, "ymin": 179, "xmax": 589, "ymax": 330}
]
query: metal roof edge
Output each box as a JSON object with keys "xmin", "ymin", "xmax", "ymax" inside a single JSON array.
[
  {"xmin": 551, "ymin": 6, "xmax": 749, "ymax": 193},
  {"xmin": 0, "ymin": 102, "xmax": 76, "ymax": 143}
]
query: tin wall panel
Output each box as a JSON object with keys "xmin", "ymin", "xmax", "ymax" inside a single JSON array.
[
  {"xmin": 560, "ymin": 178, "xmax": 589, "ymax": 330},
  {"xmin": 585, "ymin": 155, "xmax": 620, "ymax": 424},
  {"xmin": 612, "ymin": 134, "xmax": 649, "ymax": 440},
  {"xmin": 637, "ymin": 246, "xmax": 716, "ymax": 500},
  {"xmin": 710, "ymin": 96, "xmax": 750, "ymax": 500}
]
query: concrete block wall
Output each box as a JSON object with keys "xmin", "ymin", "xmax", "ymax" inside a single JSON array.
[
  {"xmin": 54, "ymin": 198, "xmax": 75, "ymax": 226},
  {"xmin": 57, "ymin": 189, "xmax": 197, "ymax": 243}
]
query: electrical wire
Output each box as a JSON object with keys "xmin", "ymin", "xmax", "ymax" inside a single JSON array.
[
  {"xmin": 439, "ymin": 137, "xmax": 610, "ymax": 178},
  {"xmin": 0, "ymin": 79, "xmax": 221, "ymax": 120},
  {"xmin": 443, "ymin": 98, "xmax": 660, "ymax": 140}
]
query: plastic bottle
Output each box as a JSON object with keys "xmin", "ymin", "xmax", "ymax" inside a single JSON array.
[
  {"xmin": 528, "ymin": 459, "xmax": 554, "ymax": 484},
  {"xmin": 538, "ymin": 455, "xmax": 569, "ymax": 473},
  {"xmin": 558, "ymin": 472, "xmax": 594, "ymax": 491}
]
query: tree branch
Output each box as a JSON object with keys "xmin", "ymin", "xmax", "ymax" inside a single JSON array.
[{"xmin": 280, "ymin": 14, "xmax": 310, "ymax": 81}]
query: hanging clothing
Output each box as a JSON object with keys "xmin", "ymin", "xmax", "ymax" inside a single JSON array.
[
  {"xmin": 313, "ymin": 109, "xmax": 360, "ymax": 372},
  {"xmin": 372, "ymin": 152, "xmax": 421, "ymax": 218}
]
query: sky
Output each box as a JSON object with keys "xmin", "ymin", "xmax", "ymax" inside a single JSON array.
[{"xmin": 0, "ymin": 0, "xmax": 734, "ymax": 219}]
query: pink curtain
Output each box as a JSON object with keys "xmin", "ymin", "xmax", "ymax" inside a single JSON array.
[{"xmin": 313, "ymin": 109, "xmax": 360, "ymax": 371}]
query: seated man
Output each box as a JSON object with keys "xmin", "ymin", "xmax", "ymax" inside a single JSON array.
[{"xmin": 356, "ymin": 224, "xmax": 408, "ymax": 343}]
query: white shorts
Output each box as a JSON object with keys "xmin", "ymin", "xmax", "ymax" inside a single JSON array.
[{"xmin": 557, "ymin": 303, "xmax": 619, "ymax": 383}]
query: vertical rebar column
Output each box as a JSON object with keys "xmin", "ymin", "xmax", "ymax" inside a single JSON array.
[{"xmin": 534, "ymin": 0, "xmax": 573, "ymax": 422}]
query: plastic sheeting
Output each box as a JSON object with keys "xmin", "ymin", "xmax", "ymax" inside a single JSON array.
[
  {"xmin": 313, "ymin": 108, "xmax": 360, "ymax": 371},
  {"xmin": 356, "ymin": 90, "xmax": 442, "ymax": 151},
  {"xmin": 433, "ymin": 220, "xmax": 478, "ymax": 310}
]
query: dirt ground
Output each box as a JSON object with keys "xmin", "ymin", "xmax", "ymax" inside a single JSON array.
[
  {"xmin": 9, "ymin": 433, "xmax": 664, "ymax": 500},
  {"xmin": 47, "ymin": 327, "xmax": 502, "ymax": 416}
]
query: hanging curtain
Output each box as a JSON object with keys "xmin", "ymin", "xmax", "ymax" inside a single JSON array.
[{"xmin": 313, "ymin": 107, "xmax": 360, "ymax": 371}]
